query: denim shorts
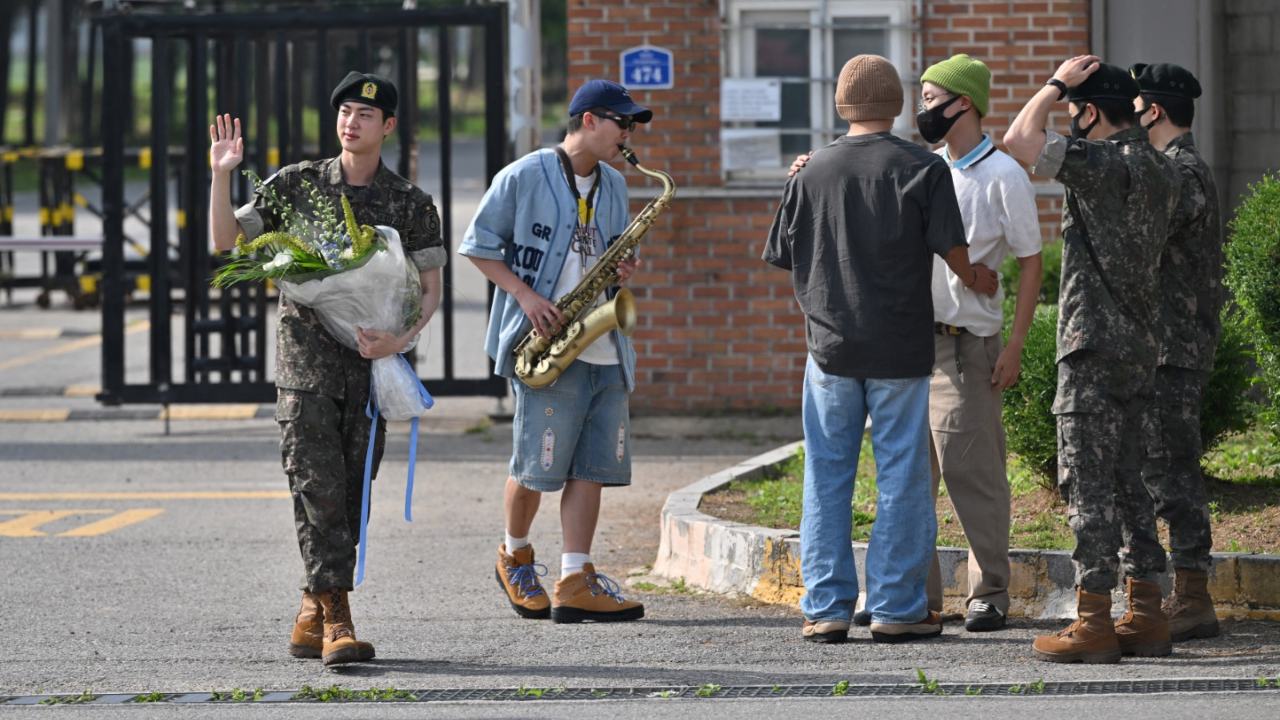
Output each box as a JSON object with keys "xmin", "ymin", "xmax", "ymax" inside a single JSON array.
[{"xmin": 509, "ymin": 360, "xmax": 631, "ymax": 492}]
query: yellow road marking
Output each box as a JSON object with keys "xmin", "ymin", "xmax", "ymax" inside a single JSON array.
[
  {"xmin": 0, "ymin": 491, "xmax": 290, "ymax": 501},
  {"xmin": 0, "ymin": 509, "xmax": 110, "ymax": 537},
  {"xmin": 0, "ymin": 409, "xmax": 71, "ymax": 422},
  {"xmin": 0, "ymin": 320, "xmax": 149, "ymax": 372},
  {"xmin": 0, "ymin": 328, "xmax": 61, "ymax": 339},
  {"xmin": 161, "ymin": 404, "xmax": 259, "ymax": 420},
  {"xmin": 63, "ymin": 384, "xmax": 100, "ymax": 397},
  {"xmin": 58, "ymin": 508, "xmax": 166, "ymax": 537}
]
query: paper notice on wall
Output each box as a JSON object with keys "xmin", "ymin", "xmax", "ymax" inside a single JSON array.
[
  {"xmin": 721, "ymin": 78, "xmax": 782, "ymax": 121},
  {"xmin": 721, "ymin": 128, "xmax": 781, "ymax": 170}
]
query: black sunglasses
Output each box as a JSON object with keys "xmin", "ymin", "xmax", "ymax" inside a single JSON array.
[{"xmin": 593, "ymin": 110, "xmax": 637, "ymax": 132}]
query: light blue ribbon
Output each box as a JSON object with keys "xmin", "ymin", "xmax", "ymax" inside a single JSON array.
[{"xmin": 354, "ymin": 353, "xmax": 434, "ymax": 587}]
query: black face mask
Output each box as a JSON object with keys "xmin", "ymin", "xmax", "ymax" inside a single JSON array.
[
  {"xmin": 916, "ymin": 94, "xmax": 964, "ymax": 144},
  {"xmin": 1070, "ymin": 104, "xmax": 1099, "ymax": 140},
  {"xmin": 1134, "ymin": 102, "xmax": 1158, "ymax": 131}
]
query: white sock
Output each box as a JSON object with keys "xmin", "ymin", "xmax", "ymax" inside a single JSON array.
[
  {"xmin": 505, "ymin": 532, "xmax": 529, "ymax": 552},
  {"xmin": 561, "ymin": 552, "xmax": 591, "ymax": 578}
]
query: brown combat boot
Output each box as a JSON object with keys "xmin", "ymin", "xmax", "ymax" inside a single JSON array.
[
  {"xmin": 314, "ymin": 588, "xmax": 372, "ymax": 666},
  {"xmin": 496, "ymin": 544, "xmax": 551, "ymax": 619},
  {"xmin": 551, "ymin": 563, "xmax": 644, "ymax": 623},
  {"xmin": 1164, "ymin": 568, "xmax": 1220, "ymax": 642},
  {"xmin": 1114, "ymin": 577, "xmax": 1172, "ymax": 656},
  {"xmin": 288, "ymin": 591, "xmax": 374, "ymax": 662},
  {"xmin": 1032, "ymin": 588, "xmax": 1122, "ymax": 664}
]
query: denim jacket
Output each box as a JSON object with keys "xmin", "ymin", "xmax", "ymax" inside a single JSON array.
[{"xmin": 459, "ymin": 148, "xmax": 637, "ymax": 390}]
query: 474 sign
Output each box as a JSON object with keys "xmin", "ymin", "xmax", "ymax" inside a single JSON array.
[{"xmin": 620, "ymin": 46, "xmax": 673, "ymax": 90}]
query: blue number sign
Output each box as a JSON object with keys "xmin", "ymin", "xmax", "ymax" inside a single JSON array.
[{"xmin": 620, "ymin": 46, "xmax": 673, "ymax": 90}]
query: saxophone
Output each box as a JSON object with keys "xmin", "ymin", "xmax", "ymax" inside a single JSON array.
[{"xmin": 512, "ymin": 145, "xmax": 676, "ymax": 388}]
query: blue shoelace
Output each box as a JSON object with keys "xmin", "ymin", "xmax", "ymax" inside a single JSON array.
[
  {"xmin": 509, "ymin": 562, "xmax": 548, "ymax": 598},
  {"xmin": 586, "ymin": 571, "xmax": 626, "ymax": 602}
]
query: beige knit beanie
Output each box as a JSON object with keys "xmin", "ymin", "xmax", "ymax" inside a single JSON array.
[{"xmin": 835, "ymin": 54, "xmax": 904, "ymax": 122}]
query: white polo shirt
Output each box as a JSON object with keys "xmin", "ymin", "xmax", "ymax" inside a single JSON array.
[{"xmin": 931, "ymin": 135, "xmax": 1042, "ymax": 338}]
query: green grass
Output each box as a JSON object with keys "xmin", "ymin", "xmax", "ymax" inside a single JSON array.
[
  {"xmin": 730, "ymin": 436, "xmax": 879, "ymax": 541},
  {"xmin": 1202, "ymin": 428, "xmax": 1280, "ymax": 486}
]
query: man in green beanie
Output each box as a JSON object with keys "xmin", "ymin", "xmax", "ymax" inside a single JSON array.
[{"xmin": 792, "ymin": 54, "xmax": 1043, "ymax": 633}]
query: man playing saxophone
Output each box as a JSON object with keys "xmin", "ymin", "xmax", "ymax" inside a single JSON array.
[{"xmin": 459, "ymin": 79, "xmax": 649, "ymax": 623}]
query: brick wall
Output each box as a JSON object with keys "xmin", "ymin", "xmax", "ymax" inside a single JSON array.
[{"xmin": 565, "ymin": 0, "xmax": 1091, "ymax": 413}]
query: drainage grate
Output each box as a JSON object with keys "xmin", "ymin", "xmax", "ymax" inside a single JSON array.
[{"xmin": 4, "ymin": 678, "xmax": 1278, "ymax": 705}]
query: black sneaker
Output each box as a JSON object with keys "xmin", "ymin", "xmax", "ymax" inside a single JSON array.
[
  {"xmin": 853, "ymin": 609, "xmax": 871, "ymax": 626},
  {"xmin": 964, "ymin": 600, "xmax": 1006, "ymax": 632}
]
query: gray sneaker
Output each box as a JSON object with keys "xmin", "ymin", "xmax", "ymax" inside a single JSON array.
[
  {"xmin": 870, "ymin": 611, "xmax": 944, "ymax": 643},
  {"xmin": 964, "ymin": 600, "xmax": 1007, "ymax": 632}
]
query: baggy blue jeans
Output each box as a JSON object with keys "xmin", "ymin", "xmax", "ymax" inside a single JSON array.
[{"xmin": 799, "ymin": 355, "xmax": 935, "ymax": 624}]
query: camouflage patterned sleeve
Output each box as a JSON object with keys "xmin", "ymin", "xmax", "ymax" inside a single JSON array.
[
  {"xmin": 1169, "ymin": 162, "xmax": 1207, "ymax": 238},
  {"xmin": 232, "ymin": 169, "xmax": 293, "ymax": 241},
  {"xmin": 404, "ymin": 192, "xmax": 447, "ymax": 271},
  {"xmin": 1045, "ymin": 130, "xmax": 1122, "ymax": 198}
]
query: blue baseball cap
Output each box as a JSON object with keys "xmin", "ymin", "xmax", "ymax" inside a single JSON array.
[{"xmin": 568, "ymin": 79, "xmax": 653, "ymax": 124}]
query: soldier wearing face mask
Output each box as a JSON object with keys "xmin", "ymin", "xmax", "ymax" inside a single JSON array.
[
  {"xmin": 1004, "ymin": 57, "xmax": 1182, "ymax": 664},
  {"xmin": 1130, "ymin": 62, "xmax": 1224, "ymax": 644}
]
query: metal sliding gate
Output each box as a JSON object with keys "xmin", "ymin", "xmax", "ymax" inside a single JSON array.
[{"xmin": 96, "ymin": 5, "xmax": 508, "ymax": 405}]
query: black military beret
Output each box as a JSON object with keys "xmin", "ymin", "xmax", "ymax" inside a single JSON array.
[
  {"xmin": 1068, "ymin": 62, "xmax": 1139, "ymax": 103},
  {"xmin": 1130, "ymin": 62, "xmax": 1202, "ymax": 100},
  {"xmin": 330, "ymin": 71, "xmax": 398, "ymax": 116}
]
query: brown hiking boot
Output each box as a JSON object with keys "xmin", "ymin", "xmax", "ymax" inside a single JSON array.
[
  {"xmin": 1032, "ymin": 588, "xmax": 1122, "ymax": 664},
  {"xmin": 870, "ymin": 611, "xmax": 944, "ymax": 643},
  {"xmin": 496, "ymin": 544, "xmax": 551, "ymax": 619},
  {"xmin": 1164, "ymin": 568, "xmax": 1220, "ymax": 642},
  {"xmin": 288, "ymin": 591, "xmax": 374, "ymax": 662},
  {"xmin": 1114, "ymin": 577, "xmax": 1172, "ymax": 657},
  {"xmin": 551, "ymin": 563, "xmax": 645, "ymax": 623},
  {"xmin": 315, "ymin": 588, "xmax": 372, "ymax": 667},
  {"xmin": 801, "ymin": 618, "xmax": 850, "ymax": 644}
]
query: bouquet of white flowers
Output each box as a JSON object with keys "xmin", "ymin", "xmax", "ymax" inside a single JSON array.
[{"xmin": 214, "ymin": 172, "xmax": 431, "ymax": 421}]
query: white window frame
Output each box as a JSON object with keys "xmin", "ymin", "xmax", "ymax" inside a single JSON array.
[{"xmin": 722, "ymin": 0, "xmax": 914, "ymax": 183}]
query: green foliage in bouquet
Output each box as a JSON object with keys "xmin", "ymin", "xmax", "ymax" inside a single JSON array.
[{"xmin": 212, "ymin": 170, "xmax": 380, "ymax": 288}]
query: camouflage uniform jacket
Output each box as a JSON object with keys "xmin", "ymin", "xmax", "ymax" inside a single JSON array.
[
  {"xmin": 235, "ymin": 157, "xmax": 447, "ymax": 399},
  {"xmin": 1158, "ymin": 133, "xmax": 1223, "ymax": 371},
  {"xmin": 1032, "ymin": 127, "xmax": 1181, "ymax": 367}
]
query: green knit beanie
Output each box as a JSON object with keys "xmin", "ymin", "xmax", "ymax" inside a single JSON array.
[{"xmin": 921, "ymin": 54, "xmax": 991, "ymax": 116}]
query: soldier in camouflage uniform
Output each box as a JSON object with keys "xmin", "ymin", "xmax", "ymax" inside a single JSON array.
[
  {"xmin": 1005, "ymin": 56, "xmax": 1181, "ymax": 664},
  {"xmin": 208, "ymin": 72, "xmax": 446, "ymax": 666},
  {"xmin": 1131, "ymin": 62, "xmax": 1224, "ymax": 642}
]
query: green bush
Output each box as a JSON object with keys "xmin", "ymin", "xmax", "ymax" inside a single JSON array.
[
  {"xmin": 1224, "ymin": 172, "xmax": 1280, "ymax": 438},
  {"xmin": 1201, "ymin": 307, "xmax": 1258, "ymax": 451},
  {"xmin": 1001, "ymin": 304, "xmax": 1060, "ymax": 489},
  {"xmin": 1000, "ymin": 240, "xmax": 1062, "ymax": 323}
]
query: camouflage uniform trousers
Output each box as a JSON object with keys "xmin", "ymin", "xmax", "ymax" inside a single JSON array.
[
  {"xmin": 1141, "ymin": 365, "xmax": 1213, "ymax": 572},
  {"xmin": 277, "ymin": 386, "xmax": 386, "ymax": 592},
  {"xmin": 1053, "ymin": 350, "xmax": 1166, "ymax": 594}
]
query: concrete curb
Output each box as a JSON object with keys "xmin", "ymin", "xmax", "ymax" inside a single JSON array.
[{"xmin": 654, "ymin": 442, "xmax": 1280, "ymax": 620}]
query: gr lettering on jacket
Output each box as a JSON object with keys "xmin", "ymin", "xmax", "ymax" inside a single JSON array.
[{"xmin": 511, "ymin": 221, "xmax": 554, "ymax": 286}]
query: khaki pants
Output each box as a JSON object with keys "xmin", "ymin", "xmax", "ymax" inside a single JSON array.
[{"xmin": 925, "ymin": 331, "xmax": 1011, "ymax": 613}]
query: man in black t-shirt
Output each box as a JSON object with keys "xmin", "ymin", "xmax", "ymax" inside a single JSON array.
[{"xmin": 763, "ymin": 54, "xmax": 997, "ymax": 645}]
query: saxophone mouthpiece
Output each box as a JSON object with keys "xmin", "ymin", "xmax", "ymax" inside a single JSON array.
[{"xmin": 618, "ymin": 145, "xmax": 640, "ymax": 166}]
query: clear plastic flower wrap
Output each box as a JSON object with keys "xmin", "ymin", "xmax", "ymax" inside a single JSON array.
[{"xmin": 278, "ymin": 226, "xmax": 429, "ymax": 420}]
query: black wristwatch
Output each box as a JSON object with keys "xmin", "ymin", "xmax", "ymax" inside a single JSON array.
[{"xmin": 1045, "ymin": 78, "xmax": 1068, "ymax": 101}]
